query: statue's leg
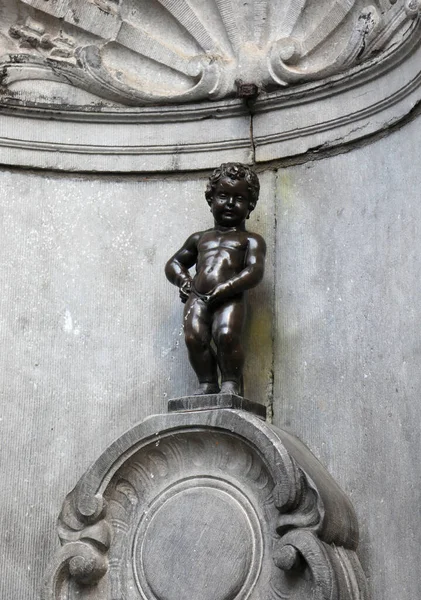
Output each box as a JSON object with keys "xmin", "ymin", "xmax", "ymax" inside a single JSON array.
[
  {"xmin": 183, "ymin": 294, "xmax": 219, "ymax": 394},
  {"xmin": 212, "ymin": 298, "xmax": 245, "ymax": 395}
]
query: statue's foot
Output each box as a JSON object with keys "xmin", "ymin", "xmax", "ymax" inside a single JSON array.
[
  {"xmin": 220, "ymin": 381, "xmax": 241, "ymax": 395},
  {"xmin": 193, "ymin": 382, "xmax": 220, "ymax": 395}
]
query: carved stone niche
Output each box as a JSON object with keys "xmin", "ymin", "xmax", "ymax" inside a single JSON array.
[{"xmin": 43, "ymin": 403, "xmax": 369, "ymax": 600}]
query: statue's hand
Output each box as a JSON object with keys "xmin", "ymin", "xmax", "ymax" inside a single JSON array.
[
  {"xmin": 206, "ymin": 282, "xmax": 232, "ymax": 307},
  {"xmin": 179, "ymin": 280, "xmax": 192, "ymax": 303}
]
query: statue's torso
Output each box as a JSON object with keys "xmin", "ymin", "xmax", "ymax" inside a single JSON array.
[{"xmin": 193, "ymin": 229, "xmax": 250, "ymax": 294}]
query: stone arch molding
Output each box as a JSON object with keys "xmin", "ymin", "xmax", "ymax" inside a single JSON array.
[
  {"xmin": 0, "ymin": 0, "xmax": 420, "ymax": 171},
  {"xmin": 0, "ymin": 0, "xmax": 420, "ymax": 105},
  {"xmin": 42, "ymin": 409, "xmax": 369, "ymax": 600}
]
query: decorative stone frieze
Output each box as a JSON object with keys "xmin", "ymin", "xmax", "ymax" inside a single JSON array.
[
  {"xmin": 42, "ymin": 406, "xmax": 369, "ymax": 600},
  {"xmin": 0, "ymin": 0, "xmax": 420, "ymax": 106},
  {"xmin": 0, "ymin": 1, "xmax": 420, "ymax": 171}
]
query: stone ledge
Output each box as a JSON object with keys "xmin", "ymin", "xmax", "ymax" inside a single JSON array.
[{"xmin": 168, "ymin": 394, "xmax": 267, "ymax": 420}]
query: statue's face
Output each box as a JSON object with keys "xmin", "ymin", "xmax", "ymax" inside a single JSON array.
[{"xmin": 211, "ymin": 177, "xmax": 253, "ymax": 227}]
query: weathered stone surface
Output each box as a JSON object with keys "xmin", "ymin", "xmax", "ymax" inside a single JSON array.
[
  {"xmin": 1, "ymin": 0, "xmax": 418, "ymax": 106},
  {"xmin": 273, "ymin": 117, "xmax": 421, "ymax": 600},
  {"xmin": 2, "ymin": 117, "xmax": 421, "ymax": 600},
  {"xmin": 0, "ymin": 8, "xmax": 420, "ymax": 597},
  {"xmin": 0, "ymin": 4, "xmax": 419, "ymax": 172},
  {"xmin": 0, "ymin": 100, "xmax": 254, "ymax": 171},
  {"xmin": 0, "ymin": 167, "xmax": 274, "ymax": 600},
  {"xmin": 253, "ymin": 24, "xmax": 421, "ymax": 162},
  {"xmin": 42, "ymin": 408, "xmax": 368, "ymax": 600}
]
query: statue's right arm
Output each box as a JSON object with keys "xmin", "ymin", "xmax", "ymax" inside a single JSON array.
[{"xmin": 165, "ymin": 232, "xmax": 201, "ymax": 288}]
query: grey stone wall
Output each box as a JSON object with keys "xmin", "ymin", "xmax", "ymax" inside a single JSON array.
[
  {"xmin": 273, "ymin": 121, "xmax": 421, "ymax": 599},
  {"xmin": 0, "ymin": 168, "xmax": 273, "ymax": 600},
  {"xmin": 0, "ymin": 115, "xmax": 420, "ymax": 600}
]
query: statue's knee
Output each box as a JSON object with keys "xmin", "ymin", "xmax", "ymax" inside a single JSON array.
[
  {"xmin": 185, "ymin": 330, "xmax": 205, "ymax": 350},
  {"xmin": 215, "ymin": 328, "xmax": 238, "ymax": 349}
]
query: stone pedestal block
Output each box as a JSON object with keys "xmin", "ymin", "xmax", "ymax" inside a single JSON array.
[{"xmin": 43, "ymin": 403, "xmax": 368, "ymax": 600}]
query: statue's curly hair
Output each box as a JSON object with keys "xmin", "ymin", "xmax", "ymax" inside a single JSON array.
[{"xmin": 205, "ymin": 163, "xmax": 260, "ymax": 211}]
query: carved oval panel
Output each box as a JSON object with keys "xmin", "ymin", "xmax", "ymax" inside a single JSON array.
[
  {"xmin": 134, "ymin": 480, "xmax": 262, "ymax": 600},
  {"xmin": 104, "ymin": 430, "xmax": 276, "ymax": 600}
]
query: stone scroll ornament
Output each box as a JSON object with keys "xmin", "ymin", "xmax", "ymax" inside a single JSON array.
[
  {"xmin": 42, "ymin": 408, "xmax": 369, "ymax": 600},
  {"xmin": 0, "ymin": 0, "xmax": 420, "ymax": 106}
]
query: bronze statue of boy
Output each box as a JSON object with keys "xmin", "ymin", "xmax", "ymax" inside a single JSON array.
[{"xmin": 165, "ymin": 163, "xmax": 266, "ymax": 396}]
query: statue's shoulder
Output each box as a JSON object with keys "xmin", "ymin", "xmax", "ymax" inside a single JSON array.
[
  {"xmin": 247, "ymin": 231, "xmax": 266, "ymax": 250},
  {"xmin": 183, "ymin": 229, "xmax": 208, "ymax": 245},
  {"xmin": 193, "ymin": 228, "xmax": 215, "ymax": 242}
]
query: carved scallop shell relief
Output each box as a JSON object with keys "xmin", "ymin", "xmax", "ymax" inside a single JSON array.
[{"xmin": 0, "ymin": 0, "xmax": 420, "ymax": 106}]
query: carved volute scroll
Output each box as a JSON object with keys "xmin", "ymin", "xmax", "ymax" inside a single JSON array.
[
  {"xmin": 43, "ymin": 407, "xmax": 369, "ymax": 600},
  {"xmin": 0, "ymin": 0, "xmax": 420, "ymax": 106}
]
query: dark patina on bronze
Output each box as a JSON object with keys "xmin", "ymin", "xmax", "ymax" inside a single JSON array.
[{"xmin": 165, "ymin": 163, "xmax": 266, "ymax": 396}]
